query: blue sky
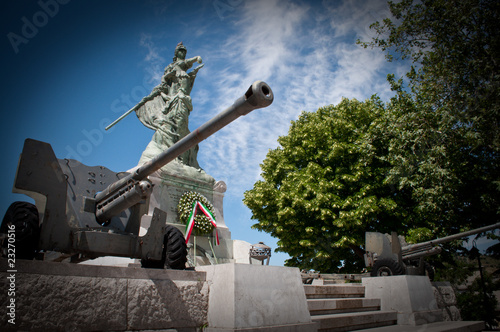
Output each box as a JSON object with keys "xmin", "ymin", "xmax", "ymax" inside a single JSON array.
[{"xmin": 4, "ymin": 0, "xmax": 491, "ymax": 267}]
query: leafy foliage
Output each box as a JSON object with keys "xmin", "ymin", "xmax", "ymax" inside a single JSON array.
[
  {"xmin": 435, "ymin": 254, "xmax": 499, "ymax": 329},
  {"xmin": 358, "ymin": 0, "xmax": 500, "ymax": 232},
  {"xmin": 433, "ymin": 255, "xmax": 476, "ymax": 285},
  {"xmin": 244, "ymin": 97, "xmax": 406, "ymax": 272},
  {"xmin": 457, "ymin": 273, "xmax": 499, "ymax": 329},
  {"xmin": 382, "ymin": 76, "xmax": 499, "ymax": 236},
  {"xmin": 244, "ymin": 91, "xmax": 493, "ymax": 272},
  {"xmin": 245, "ymin": 0, "xmax": 499, "ymax": 272}
]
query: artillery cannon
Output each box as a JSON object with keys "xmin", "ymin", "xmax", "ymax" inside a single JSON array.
[
  {"xmin": 0, "ymin": 81, "xmax": 274, "ymax": 269},
  {"xmin": 364, "ymin": 222, "xmax": 500, "ymax": 280}
]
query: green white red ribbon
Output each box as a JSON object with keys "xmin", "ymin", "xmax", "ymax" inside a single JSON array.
[{"xmin": 185, "ymin": 200, "xmax": 219, "ymax": 245}]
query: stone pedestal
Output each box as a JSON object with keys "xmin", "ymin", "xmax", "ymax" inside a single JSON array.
[
  {"xmin": 362, "ymin": 276, "xmax": 443, "ymax": 326},
  {"xmin": 137, "ymin": 170, "xmax": 233, "ymax": 265},
  {"xmin": 196, "ymin": 263, "xmax": 318, "ymax": 331},
  {"xmin": 0, "ymin": 259, "xmax": 207, "ymax": 331}
]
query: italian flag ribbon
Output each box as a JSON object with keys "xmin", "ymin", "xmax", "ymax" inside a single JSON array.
[{"xmin": 185, "ymin": 200, "xmax": 219, "ymax": 245}]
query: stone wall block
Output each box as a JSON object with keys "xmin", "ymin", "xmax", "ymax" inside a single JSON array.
[
  {"xmin": 431, "ymin": 282, "xmax": 461, "ymax": 322},
  {"xmin": 127, "ymin": 279, "xmax": 207, "ymax": 330},
  {"xmin": 1, "ymin": 274, "xmax": 127, "ymax": 331}
]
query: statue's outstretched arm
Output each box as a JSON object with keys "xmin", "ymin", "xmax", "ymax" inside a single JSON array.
[{"xmin": 186, "ymin": 56, "xmax": 202, "ymax": 68}]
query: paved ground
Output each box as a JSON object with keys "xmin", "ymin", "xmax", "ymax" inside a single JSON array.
[{"xmin": 352, "ymin": 320, "xmax": 486, "ymax": 332}]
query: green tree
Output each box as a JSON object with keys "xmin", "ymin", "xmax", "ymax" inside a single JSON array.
[
  {"xmin": 244, "ymin": 97, "xmax": 404, "ymax": 272},
  {"xmin": 359, "ymin": 2, "xmax": 500, "ymax": 323},
  {"xmin": 245, "ymin": 0, "xmax": 499, "ymax": 272},
  {"xmin": 360, "ymin": 0, "xmax": 499, "ymax": 143},
  {"xmin": 358, "ymin": 0, "xmax": 500, "ymax": 230},
  {"xmin": 381, "ymin": 76, "xmax": 497, "ymax": 236},
  {"xmin": 243, "ymin": 90, "xmax": 477, "ymax": 272},
  {"xmin": 457, "ymin": 272, "xmax": 499, "ymax": 328}
]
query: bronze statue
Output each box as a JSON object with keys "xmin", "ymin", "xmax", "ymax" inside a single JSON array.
[
  {"xmin": 136, "ymin": 42, "xmax": 205, "ymax": 170},
  {"xmin": 104, "ymin": 42, "xmax": 212, "ymax": 182}
]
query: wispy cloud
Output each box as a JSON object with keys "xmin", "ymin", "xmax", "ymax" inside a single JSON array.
[
  {"xmin": 324, "ymin": 0, "xmax": 393, "ymax": 41},
  {"xmin": 196, "ymin": 0, "xmax": 401, "ymax": 197},
  {"xmin": 139, "ymin": 33, "xmax": 167, "ymax": 85},
  {"xmin": 134, "ymin": 0, "xmax": 403, "ymax": 198}
]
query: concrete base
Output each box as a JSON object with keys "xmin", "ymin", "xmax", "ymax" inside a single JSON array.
[
  {"xmin": 0, "ymin": 259, "xmax": 208, "ymax": 331},
  {"xmin": 362, "ymin": 276, "xmax": 442, "ymax": 326},
  {"xmin": 196, "ymin": 263, "xmax": 318, "ymax": 331}
]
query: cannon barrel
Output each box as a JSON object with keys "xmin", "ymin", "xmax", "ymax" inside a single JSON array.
[
  {"xmin": 402, "ymin": 222, "xmax": 500, "ymax": 253},
  {"xmin": 94, "ymin": 81, "xmax": 273, "ymax": 223}
]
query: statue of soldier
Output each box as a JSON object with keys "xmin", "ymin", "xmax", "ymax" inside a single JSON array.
[{"xmin": 133, "ymin": 42, "xmax": 214, "ymax": 183}]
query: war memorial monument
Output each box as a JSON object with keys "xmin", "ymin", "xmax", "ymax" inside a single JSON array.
[{"xmin": 0, "ymin": 43, "xmax": 487, "ymax": 331}]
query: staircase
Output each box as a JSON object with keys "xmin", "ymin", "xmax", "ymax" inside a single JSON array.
[{"xmin": 304, "ymin": 284, "xmax": 397, "ymax": 332}]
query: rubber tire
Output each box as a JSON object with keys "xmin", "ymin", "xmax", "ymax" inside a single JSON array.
[
  {"xmin": 163, "ymin": 225, "xmax": 187, "ymax": 270},
  {"xmin": 370, "ymin": 258, "xmax": 405, "ymax": 277},
  {"xmin": 1, "ymin": 201, "xmax": 40, "ymax": 260},
  {"xmin": 142, "ymin": 225, "xmax": 187, "ymax": 270}
]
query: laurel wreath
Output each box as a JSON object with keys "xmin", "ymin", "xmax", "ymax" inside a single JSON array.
[{"xmin": 178, "ymin": 191, "xmax": 216, "ymax": 236}]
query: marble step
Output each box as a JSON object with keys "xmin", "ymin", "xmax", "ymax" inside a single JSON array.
[
  {"xmin": 311, "ymin": 310, "xmax": 397, "ymax": 332},
  {"xmin": 308, "ymin": 297, "xmax": 381, "ymax": 315},
  {"xmin": 304, "ymin": 284, "xmax": 365, "ymax": 299},
  {"xmin": 352, "ymin": 320, "xmax": 486, "ymax": 332}
]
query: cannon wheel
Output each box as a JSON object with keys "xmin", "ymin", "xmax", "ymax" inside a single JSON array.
[
  {"xmin": 370, "ymin": 258, "xmax": 404, "ymax": 277},
  {"xmin": 141, "ymin": 225, "xmax": 187, "ymax": 270},
  {"xmin": 163, "ymin": 225, "xmax": 187, "ymax": 269},
  {"xmin": 1, "ymin": 201, "xmax": 40, "ymax": 260}
]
